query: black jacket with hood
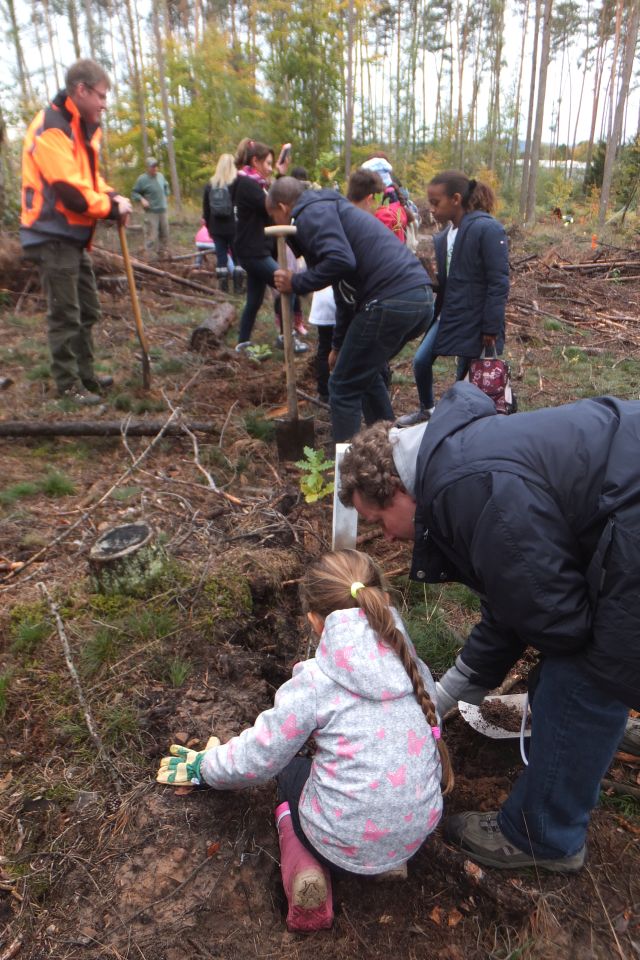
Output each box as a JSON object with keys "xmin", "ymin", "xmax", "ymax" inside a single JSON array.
[
  {"xmin": 432, "ymin": 211, "xmax": 509, "ymax": 358},
  {"xmin": 408, "ymin": 381, "xmax": 640, "ymax": 708}
]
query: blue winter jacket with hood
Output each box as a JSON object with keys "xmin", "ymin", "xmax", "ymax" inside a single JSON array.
[
  {"xmin": 289, "ymin": 189, "xmax": 430, "ymax": 308},
  {"xmin": 399, "ymin": 381, "xmax": 640, "ymax": 708}
]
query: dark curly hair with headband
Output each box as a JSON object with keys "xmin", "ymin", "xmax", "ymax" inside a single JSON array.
[
  {"xmin": 300, "ymin": 548, "xmax": 454, "ymax": 794},
  {"xmin": 338, "ymin": 421, "xmax": 403, "ymax": 509}
]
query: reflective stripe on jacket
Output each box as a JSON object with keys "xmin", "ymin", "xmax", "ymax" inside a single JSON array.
[{"xmin": 20, "ymin": 89, "xmax": 116, "ymax": 250}]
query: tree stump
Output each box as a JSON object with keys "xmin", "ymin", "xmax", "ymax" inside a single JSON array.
[
  {"xmin": 190, "ymin": 302, "xmax": 237, "ymax": 351},
  {"xmin": 89, "ymin": 523, "xmax": 167, "ymax": 596}
]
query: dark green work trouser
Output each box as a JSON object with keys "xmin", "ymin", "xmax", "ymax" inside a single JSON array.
[{"xmin": 25, "ymin": 240, "xmax": 101, "ymax": 393}]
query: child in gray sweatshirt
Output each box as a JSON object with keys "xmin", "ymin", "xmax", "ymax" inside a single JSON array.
[{"xmin": 157, "ymin": 548, "xmax": 452, "ymax": 932}]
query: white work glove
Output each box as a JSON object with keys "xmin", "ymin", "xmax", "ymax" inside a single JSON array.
[{"xmin": 436, "ymin": 661, "xmax": 491, "ymax": 719}]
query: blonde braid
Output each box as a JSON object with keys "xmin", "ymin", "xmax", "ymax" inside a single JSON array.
[
  {"xmin": 357, "ymin": 590, "xmax": 454, "ymax": 795},
  {"xmin": 300, "ymin": 549, "xmax": 454, "ymax": 794}
]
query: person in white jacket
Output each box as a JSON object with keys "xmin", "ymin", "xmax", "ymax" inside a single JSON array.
[{"xmin": 157, "ymin": 548, "xmax": 452, "ymax": 933}]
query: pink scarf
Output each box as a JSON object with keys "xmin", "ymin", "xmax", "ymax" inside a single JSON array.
[{"xmin": 238, "ymin": 165, "xmax": 267, "ymax": 189}]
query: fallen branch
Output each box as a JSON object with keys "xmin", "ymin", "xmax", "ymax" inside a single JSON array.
[
  {"xmin": 93, "ymin": 245, "xmax": 226, "ymax": 298},
  {"xmin": 0, "ymin": 420, "xmax": 219, "ymax": 438},
  {"xmin": 601, "ymin": 778, "xmax": 640, "ymax": 800},
  {"xmin": 38, "ymin": 582, "xmax": 123, "ymax": 793}
]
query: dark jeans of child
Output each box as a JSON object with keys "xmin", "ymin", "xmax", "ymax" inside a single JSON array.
[
  {"xmin": 316, "ymin": 325, "xmax": 334, "ymax": 399},
  {"xmin": 276, "ymin": 756, "xmax": 348, "ymax": 875}
]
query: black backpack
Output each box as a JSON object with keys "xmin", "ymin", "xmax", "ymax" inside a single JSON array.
[{"xmin": 210, "ymin": 185, "xmax": 233, "ymax": 219}]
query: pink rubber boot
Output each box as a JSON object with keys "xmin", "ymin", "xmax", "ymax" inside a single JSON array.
[
  {"xmin": 275, "ymin": 801, "xmax": 333, "ymax": 932},
  {"xmin": 293, "ymin": 312, "xmax": 308, "ymax": 336}
]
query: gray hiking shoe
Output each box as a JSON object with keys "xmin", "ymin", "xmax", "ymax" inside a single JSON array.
[
  {"xmin": 276, "ymin": 334, "xmax": 309, "ymax": 354},
  {"xmin": 58, "ymin": 386, "xmax": 102, "ymax": 407},
  {"xmin": 619, "ymin": 718, "xmax": 640, "ymax": 755},
  {"xmin": 395, "ymin": 406, "xmax": 434, "ymax": 427},
  {"xmin": 443, "ymin": 812, "xmax": 586, "ymax": 872}
]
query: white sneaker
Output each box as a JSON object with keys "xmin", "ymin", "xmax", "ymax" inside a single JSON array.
[{"xmin": 235, "ymin": 341, "xmax": 253, "ymax": 353}]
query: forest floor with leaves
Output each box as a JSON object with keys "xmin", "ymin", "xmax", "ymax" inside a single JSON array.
[{"xmin": 0, "ymin": 219, "xmax": 639, "ymax": 960}]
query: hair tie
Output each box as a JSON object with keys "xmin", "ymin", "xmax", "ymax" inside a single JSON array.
[
  {"xmin": 350, "ymin": 581, "xmax": 366, "ymax": 600},
  {"xmin": 431, "ymin": 725, "xmax": 441, "ymax": 740},
  {"xmin": 468, "ymin": 178, "xmax": 477, "ymax": 192}
]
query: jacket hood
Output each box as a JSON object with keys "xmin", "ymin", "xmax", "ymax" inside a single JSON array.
[
  {"xmin": 292, "ymin": 188, "xmax": 342, "ymax": 218},
  {"xmin": 315, "ymin": 606, "xmax": 416, "ymax": 701},
  {"xmin": 389, "ymin": 421, "xmax": 429, "ymax": 497},
  {"xmin": 421, "ymin": 382, "xmax": 497, "ymax": 457}
]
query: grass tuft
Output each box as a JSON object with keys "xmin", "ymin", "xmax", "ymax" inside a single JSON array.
[{"xmin": 243, "ymin": 411, "xmax": 275, "ymax": 442}]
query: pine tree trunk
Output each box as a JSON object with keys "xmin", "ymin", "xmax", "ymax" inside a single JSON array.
[
  {"xmin": 525, "ymin": 0, "xmax": 554, "ymax": 225},
  {"xmin": 519, "ymin": 0, "xmax": 542, "ymax": 218},
  {"xmin": 598, "ymin": 0, "xmax": 640, "ymax": 225},
  {"xmin": 152, "ymin": 2, "xmax": 182, "ymax": 213}
]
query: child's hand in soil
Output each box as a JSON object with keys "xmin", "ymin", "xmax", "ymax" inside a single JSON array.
[{"xmin": 156, "ymin": 735, "xmax": 220, "ymax": 786}]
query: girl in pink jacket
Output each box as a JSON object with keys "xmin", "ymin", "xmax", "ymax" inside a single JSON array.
[{"xmin": 157, "ymin": 549, "xmax": 453, "ymax": 932}]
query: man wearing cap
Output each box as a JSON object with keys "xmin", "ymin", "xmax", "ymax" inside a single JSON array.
[
  {"xmin": 21, "ymin": 58, "xmax": 132, "ymax": 405},
  {"xmin": 132, "ymin": 157, "xmax": 170, "ymax": 259}
]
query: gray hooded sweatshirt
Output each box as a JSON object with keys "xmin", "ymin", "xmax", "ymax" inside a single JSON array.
[{"xmin": 200, "ymin": 606, "xmax": 443, "ymax": 874}]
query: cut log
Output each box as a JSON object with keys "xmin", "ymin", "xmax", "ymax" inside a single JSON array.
[
  {"xmin": 190, "ymin": 302, "xmax": 237, "ymax": 351},
  {"xmin": 93, "ymin": 245, "xmax": 227, "ymax": 299},
  {"xmin": 89, "ymin": 523, "xmax": 168, "ymax": 596},
  {"xmin": 0, "ymin": 420, "xmax": 218, "ymax": 438}
]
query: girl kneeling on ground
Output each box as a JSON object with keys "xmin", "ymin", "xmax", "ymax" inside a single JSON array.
[{"xmin": 157, "ymin": 549, "xmax": 453, "ymax": 932}]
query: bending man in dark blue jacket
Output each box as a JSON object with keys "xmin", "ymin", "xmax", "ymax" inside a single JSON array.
[
  {"xmin": 339, "ymin": 381, "xmax": 637, "ymax": 872},
  {"xmin": 267, "ymin": 177, "xmax": 433, "ymax": 442}
]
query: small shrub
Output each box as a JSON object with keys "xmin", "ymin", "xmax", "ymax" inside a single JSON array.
[
  {"xmin": 244, "ymin": 411, "xmax": 275, "ymax": 442},
  {"xmin": 41, "ymin": 470, "xmax": 75, "ymax": 497},
  {"xmin": 0, "ymin": 481, "xmax": 39, "ymax": 505},
  {"xmin": 82, "ymin": 627, "xmax": 122, "ymax": 676},
  {"xmin": 123, "ymin": 606, "xmax": 177, "ymax": 642},
  {"xmin": 295, "ymin": 446, "xmax": 335, "ymax": 503},
  {"xmin": 166, "ymin": 657, "xmax": 191, "ymax": 687},
  {"xmin": 0, "ymin": 672, "xmax": 11, "ymax": 719}
]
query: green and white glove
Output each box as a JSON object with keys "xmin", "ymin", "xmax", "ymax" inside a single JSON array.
[{"xmin": 156, "ymin": 735, "xmax": 220, "ymax": 786}]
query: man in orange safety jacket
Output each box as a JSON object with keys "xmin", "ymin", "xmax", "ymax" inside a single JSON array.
[{"xmin": 21, "ymin": 59, "xmax": 132, "ymax": 405}]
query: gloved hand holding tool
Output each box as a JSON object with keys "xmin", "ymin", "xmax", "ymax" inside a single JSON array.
[{"xmin": 156, "ymin": 735, "xmax": 220, "ymax": 786}]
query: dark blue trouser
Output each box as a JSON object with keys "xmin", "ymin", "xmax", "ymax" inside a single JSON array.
[
  {"xmin": 330, "ymin": 286, "xmax": 433, "ymax": 443},
  {"xmin": 237, "ymin": 255, "xmax": 279, "ymax": 344},
  {"xmin": 498, "ymin": 655, "xmax": 628, "ymax": 859}
]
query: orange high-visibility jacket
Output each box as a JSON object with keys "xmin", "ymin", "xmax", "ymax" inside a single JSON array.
[{"xmin": 21, "ymin": 90, "xmax": 117, "ymax": 250}]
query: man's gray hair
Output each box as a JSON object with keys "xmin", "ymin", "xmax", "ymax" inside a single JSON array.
[
  {"xmin": 65, "ymin": 59, "xmax": 111, "ymax": 93},
  {"xmin": 268, "ymin": 176, "xmax": 306, "ymax": 208}
]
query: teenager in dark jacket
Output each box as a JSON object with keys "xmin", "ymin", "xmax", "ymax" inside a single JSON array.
[
  {"xmin": 230, "ymin": 140, "xmax": 306, "ymax": 352},
  {"xmin": 268, "ymin": 177, "xmax": 433, "ymax": 442},
  {"xmin": 397, "ymin": 171, "xmax": 509, "ymax": 427},
  {"xmin": 339, "ymin": 381, "xmax": 638, "ymax": 872}
]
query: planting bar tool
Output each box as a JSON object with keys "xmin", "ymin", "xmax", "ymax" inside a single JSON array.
[
  {"xmin": 118, "ymin": 221, "xmax": 151, "ymax": 390},
  {"xmin": 264, "ymin": 224, "xmax": 314, "ymax": 460},
  {"xmin": 332, "ymin": 443, "xmax": 358, "ymax": 549}
]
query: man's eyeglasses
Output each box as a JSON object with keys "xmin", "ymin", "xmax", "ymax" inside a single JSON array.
[{"xmin": 84, "ymin": 84, "xmax": 108, "ymax": 103}]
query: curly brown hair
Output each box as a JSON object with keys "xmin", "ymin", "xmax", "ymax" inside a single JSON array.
[
  {"xmin": 338, "ymin": 421, "xmax": 402, "ymax": 509},
  {"xmin": 300, "ymin": 549, "xmax": 454, "ymax": 794}
]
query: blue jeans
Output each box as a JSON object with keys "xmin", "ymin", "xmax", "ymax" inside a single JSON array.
[
  {"xmin": 330, "ymin": 286, "xmax": 433, "ymax": 442},
  {"xmin": 213, "ymin": 235, "xmax": 233, "ymax": 270},
  {"xmin": 498, "ymin": 655, "xmax": 628, "ymax": 859},
  {"xmin": 237, "ymin": 255, "xmax": 279, "ymax": 343},
  {"xmin": 413, "ymin": 319, "xmax": 467, "ymax": 409}
]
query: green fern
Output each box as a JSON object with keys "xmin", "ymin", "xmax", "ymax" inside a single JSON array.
[{"xmin": 295, "ymin": 446, "xmax": 335, "ymax": 503}]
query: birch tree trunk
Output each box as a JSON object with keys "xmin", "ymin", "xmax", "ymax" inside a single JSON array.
[{"xmin": 598, "ymin": 0, "xmax": 640, "ymax": 225}]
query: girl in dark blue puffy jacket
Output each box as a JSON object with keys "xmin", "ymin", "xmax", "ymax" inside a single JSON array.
[{"xmin": 397, "ymin": 172, "xmax": 509, "ymax": 427}]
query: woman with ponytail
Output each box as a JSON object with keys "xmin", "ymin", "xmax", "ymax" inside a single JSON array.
[
  {"xmin": 397, "ymin": 170, "xmax": 509, "ymax": 426},
  {"xmin": 157, "ymin": 548, "xmax": 450, "ymax": 933}
]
